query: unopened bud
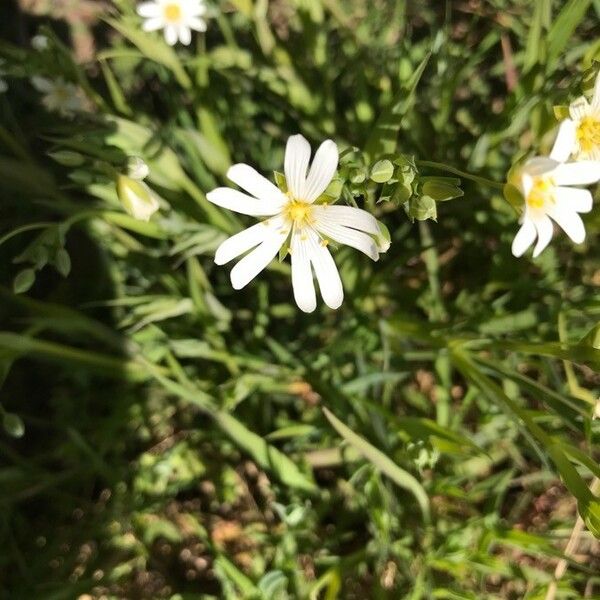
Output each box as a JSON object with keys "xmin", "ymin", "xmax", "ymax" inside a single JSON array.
[
  {"xmin": 116, "ymin": 175, "xmax": 159, "ymax": 221},
  {"xmin": 127, "ymin": 157, "xmax": 150, "ymax": 181}
]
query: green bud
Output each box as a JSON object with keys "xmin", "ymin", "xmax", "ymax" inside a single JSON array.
[
  {"xmin": 116, "ymin": 175, "xmax": 160, "ymax": 222},
  {"xmin": 370, "ymin": 159, "xmax": 394, "ymax": 183},
  {"xmin": 392, "ymin": 182, "xmax": 413, "ymax": 204},
  {"xmin": 13, "ymin": 268, "xmax": 35, "ymax": 294},
  {"xmin": 3, "ymin": 412, "xmax": 25, "ymax": 438},
  {"xmin": 48, "ymin": 150, "xmax": 85, "ymax": 167},
  {"xmin": 409, "ymin": 195, "xmax": 437, "ymax": 221}
]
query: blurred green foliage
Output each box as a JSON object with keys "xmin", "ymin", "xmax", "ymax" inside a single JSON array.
[{"xmin": 0, "ymin": 0, "xmax": 600, "ymax": 598}]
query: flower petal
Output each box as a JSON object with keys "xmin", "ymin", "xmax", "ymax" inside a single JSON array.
[
  {"xmin": 207, "ymin": 188, "xmax": 283, "ymax": 216},
  {"xmin": 164, "ymin": 24, "xmax": 178, "ymax": 45},
  {"xmin": 291, "ymin": 232, "xmax": 317, "ymax": 313},
  {"xmin": 142, "ymin": 17, "xmax": 165, "ymax": 31},
  {"xmin": 554, "ymin": 187, "xmax": 593, "ymax": 213},
  {"xmin": 592, "ymin": 70, "xmax": 600, "ymax": 112},
  {"xmin": 532, "ymin": 215, "xmax": 553, "ymax": 258},
  {"xmin": 549, "ymin": 119, "xmax": 576, "ymax": 162},
  {"xmin": 31, "ymin": 76, "xmax": 53, "ymax": 92},
  {"xmin": 312, "ymin": 204, "xmax": 379, "ymax": 235},
  {"xmin": 306, "ymin": 229, "xmax": 343, "ymax": 309},
  {"xmin": 547, "ymin": 203, "xmax": 586, "ymax": 244},
  {"xmin": 569, "ymin": 96, "xmax": 590, "ymax": 120},
  {"xmin": 511, "ymin": 218, "xmax": 537, "ymax": 257},
  {"xmin": 284, "ymin": 134, "xmax": 311, "ymax": 199},
  {"xmin": 553, "ymin": 161, "xmax": 600, "ymax": 186},
  {"xmin": 314, "ymin": 221, "xmax": 379, "ymax": 261},
  {"xmin": 215, "ymin": 221, "xmax": 273, "ymax": 265},
  {"xmin": 304, "ymin": 140, "xmax": 339, "ymax": 202},
  {"xmin": 178, "ymin": 25, "xmax": 192, "ymax": 45},
  {"xmin": 188, "ymin": 16, "xmax": 207, "ymax": 31},
  {"xmin": 137, "ymin": 1, "xmax": 161, "ymax": 17},
  {"xmin": 229, "ymin": 225, "xmax": 289, "ymax": 289},
  {"xmin": 227, "ymin": 163, "xmax": 286, "ymax": 207}
]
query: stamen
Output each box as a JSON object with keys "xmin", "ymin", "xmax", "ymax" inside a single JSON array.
[
  {"xmin": 527, "ymin": 176, "xmax": 555, "ymax": 211},
  {"xmin": 577, "ymin": 116, "xmax": 600, "ymax": 154}
]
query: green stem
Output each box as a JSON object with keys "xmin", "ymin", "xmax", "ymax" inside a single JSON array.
[{"xmin": 416, "ymin": 160, "xmax": 504, "ymax": 190}]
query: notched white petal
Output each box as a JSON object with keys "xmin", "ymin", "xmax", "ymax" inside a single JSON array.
[
  {"xmin": 227, "ymin": 163, "xmax": 286, "ymax": 206},
  {"xmin": 304, "ymin": 140, "xmax": 339, "ymax": 203},
  {"xmin": 291, "ymin": 233, "xmax": 317, "ymax": 313},
  {"xmin": 511, "ymin": 218, "xmax": 536, "ymax": 257},
  {"xmin": 284, "ymin": 134, "xmax": 311, "ymax": 199},
  {"xmin": 207, "ymin": 187, "xmax": 282, "ymax": 216},
  {"xmin": 532, "ymin": 215, "xmax": 553, "ymax": 258},
  {"xmin": 549, "ymin": 119, "xmax": 576, "ymax": 163},
  {"xmin": 553, "ymin": 161, "xmax": 600, "ymax": 186}
]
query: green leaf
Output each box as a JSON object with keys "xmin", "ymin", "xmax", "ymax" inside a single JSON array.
[
  {"xmin": 322, "ymin": 407, "xmax": 430, "ymax": 522},
  {"xmin": 106, "ymin": 18, "xmax": 192, "ymax": 88},
  {"xmin": 547, "ymin": 0, "xmax": 592, "ymax": 68},
  {"xmin": 213, "ymin": 411, "xmax": 317, "ymax": 493},
  {"xmin": 365, "ymin": 52, "xmax": 430, "ymax": 159}
]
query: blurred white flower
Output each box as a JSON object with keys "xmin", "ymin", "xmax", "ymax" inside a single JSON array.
[
  {"xmin": 31, "ymin": 77, "xmax": 86, "ymax": 116},
  {"xmin": 207, "ymin": 134, "xmax": 389, "ymax": 313},
  {"xmin": 511, "ymin": 125, "xmax": 600, "ymax": 258},
  {"xmin": 552, "ymin": 70, "xmax": 600, "ymax": 161},
  {"xmin": 32, "ymin": 35, "xmax": 49, "ymax": 51},
  {"xmin": 117, "ymin": 174, "xmax": 160, "ymax": 222},
  {"xmin": 137, "ymin": 0, "xmax": 207, "ymax": 46}
]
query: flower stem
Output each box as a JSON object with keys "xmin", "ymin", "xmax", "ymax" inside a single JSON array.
[{"xmin": 416, "ymin": 160, "xmax": 504, "ymax": 190}]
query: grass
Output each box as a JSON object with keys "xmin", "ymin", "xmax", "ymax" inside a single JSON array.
[{"xmin": 0, "ymin": 0, "xmax": 599, "ymax": 598}]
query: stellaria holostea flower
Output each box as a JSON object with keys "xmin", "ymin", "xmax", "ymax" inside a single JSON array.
[
  {"xmin": 137, "ymin": 0, "xmax": 207, "ymax": 46},
  {"xmin": 511, "ymin": 122, "xmax": 600, "ymax": 258},
  {"xmin": 207, "ymin": 134, "xmax": 390, "ymax": 312}
]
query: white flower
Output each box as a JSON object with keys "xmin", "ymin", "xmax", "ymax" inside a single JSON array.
[
  {"xmin": 31, "ymin": 77, "xmax": 86, "ymax": 116},
  {"xmin": 553, "ymin": 70, "xmax": 600, "ymax": 161},
  {"xmin": 137, "ymin": 0, "xmax": 207, "ymax": 46},
  {"xmin": 207, "ymin": 134, "xmax": 389, "ymax": 313},
  {"xmin": 32, "ymin": 35, "xmax": 49, "ymax": 51},
  {"xmin": 511, "ymin": 126, "xmax": 600, "ymax": 258}
]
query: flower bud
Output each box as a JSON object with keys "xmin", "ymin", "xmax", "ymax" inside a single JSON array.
[
  {"xmin": 127, "ymin": 156, "xmax": 150, "ymax": 181},
  {"xmin": 116, "ymin": 175, "xmax": 159, "ymax": 221},
  {"xmin": 32, "ymin": 35, "xmax": 49, "ymax": 51}
]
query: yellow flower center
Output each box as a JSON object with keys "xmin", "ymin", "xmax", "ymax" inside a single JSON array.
[
  {"xmin": 576, "ymin": 116, "xmax": 600, "ymax": 154},
  {"xmin": 54, "ymin": 86, "xmax": 71, "ymax": 102},
  {"xmin": 284, "ymin": 199, "xmax": 313, "ymax": 228},
  {"xmin": 163, "ymin": 2, "xmax": 182, "ymax": 22},
  {"xmin": 526, "ymin": 176, "xmax": 555, "ymax": 211}
]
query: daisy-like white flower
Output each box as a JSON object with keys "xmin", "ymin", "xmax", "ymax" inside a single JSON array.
[
  {"xmin": 207, "ymin": 134, "xmax": 389, "ymax": 313},
  {"xmin": 511, "ymin": 122, "xmax": 600, "ymax": 258},
  {"xmin": 137, "ymin": 0, "xmax": 207, "ymax": 46},
  {"xmin": 31, "ymin": 77, "xmax": 86, "ymax": 116},
  {"xmin": 554, "ymin": 70, "xmax": 600, "ymax": 161}
]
